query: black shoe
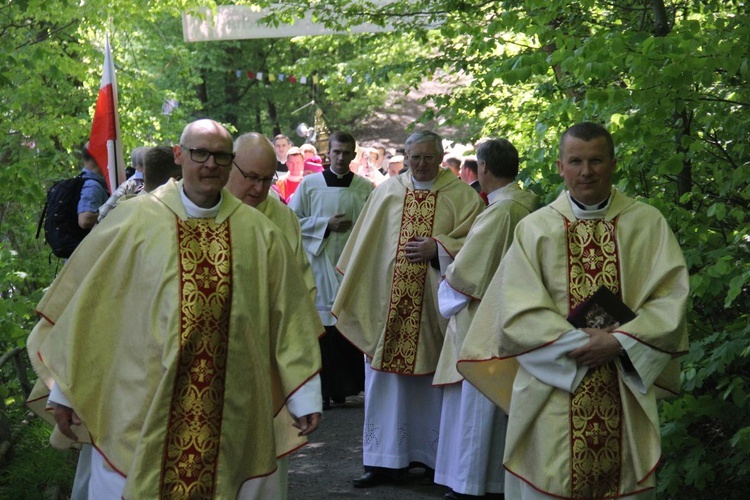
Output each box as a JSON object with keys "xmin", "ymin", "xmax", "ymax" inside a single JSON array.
[{"xmin": 353, "ymin": 471, "xmax": 390, "ymax": 488}]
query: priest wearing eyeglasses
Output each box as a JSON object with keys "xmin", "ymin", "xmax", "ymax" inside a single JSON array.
[
  {"xmin": 27, "ymin": 119, "xmax": 323, "ymax": 498},
  {"xmin": 332, "ymin": 130, "xmax": 484, "ymax": 489},
  {"xmin": 227, "ymin": 132, "xmax": 317, "ymax": 303}
]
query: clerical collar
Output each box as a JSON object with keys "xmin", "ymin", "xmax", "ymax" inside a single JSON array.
[
  {"xmin": 181, "ymin": 187, "xmax": 221, "ymax": 218},
  {"xmin": 567, "ymin": 191, "xmax": 611, "ymax": 220},
  {"xmin": 322, "ymin": 168, "xmax": 354, "ymax": 187},
  {"xmin": 413, "ymin": 178, "xmax": 436, "ymax": 190},
  {"xmin": 487, "ymin": 183, "xmax": 514, "ymax": 205},
  {"xmin": 330, "ymin": 167, "xmax": 349, "ymax": 179}
]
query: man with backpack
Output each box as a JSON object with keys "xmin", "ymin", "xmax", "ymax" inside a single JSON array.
[
  {"xmin": 37, "ymin": 142, "xmax": 109, "ymax": 260},
  {"xmin": 77, "ymin": 142, "xmax": 109, "ymax": 230}
]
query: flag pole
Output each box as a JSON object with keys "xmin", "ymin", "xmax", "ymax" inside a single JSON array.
[{"xmin": 88, "ymin": 33, "xmax": 125, "ymax": 194}]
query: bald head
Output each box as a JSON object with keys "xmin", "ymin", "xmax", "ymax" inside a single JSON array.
[
  {"xmin": 179, "ymin": 119, "xmax": 233, "ymax": 147},
  {"xmin": 174, "ymin": 119, "xmax": 234, "ymax": 208},
  {"xmin": 227, "ymin": 132, "xmax": 278, "ymax": 208}
]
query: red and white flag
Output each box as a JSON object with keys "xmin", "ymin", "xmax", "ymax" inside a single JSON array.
[{"xmin": 88, "ymin": 34, "xmax": 125, "ymax": 194}]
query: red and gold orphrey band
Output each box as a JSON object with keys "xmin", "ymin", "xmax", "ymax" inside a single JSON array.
[
  {"xmin": 381, "ymin": 190, "xmax": 437, "ymax": 374},
  {"xmin": 566, "ymin": 218, "xmax": 623, "ymax": 498},
  {"xmin": 161, "ymin": 218, "xmax": 232, "ymax": 498}
]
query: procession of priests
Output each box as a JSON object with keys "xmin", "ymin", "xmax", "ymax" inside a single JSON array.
[{"xmin": 26, "ymin": 119, "xmax": 688, "ymax": 499}]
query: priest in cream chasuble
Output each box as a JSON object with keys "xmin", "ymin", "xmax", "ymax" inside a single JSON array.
[
  {"xmin": 28, "ymin": 119, "xmax": 322, "ymax": 499},
  {"xmin": 226, "ymin": 131, "xmax": 324, "ymax": 500},
  {"xmin": 332, "ymin": 131, "xmax": 484, "ymax": 484},
  {"xmin": 458, "ymin": 123, "xmax": 688, "ymax": 499},
  {"xmin": 433, "ymin": 138, "xmax": 539, "ymax": 498},
  {"xmin": 333, "ymin": 167, "xmax": 484, "ymax": 376}
]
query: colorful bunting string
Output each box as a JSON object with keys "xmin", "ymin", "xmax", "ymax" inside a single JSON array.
[{"xmin": 234, "ymin": 69, "xmax": 373, "ymax": 86}]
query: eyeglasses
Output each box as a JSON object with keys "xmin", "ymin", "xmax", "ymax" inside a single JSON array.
[
  {"xmin": 407, "ymin": 155, "xmax": 436, "ymax": 164},
  {"xmin": 233, "ymin": 162, "xmax": 278, "ymax": 186},
  {"xmin": 181, "ymin": 145, "xmax": 235, "ymax": 166}
]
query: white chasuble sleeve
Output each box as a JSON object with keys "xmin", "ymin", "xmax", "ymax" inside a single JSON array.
[
  {"xmin": 438, "ymin": 279, "xmax": 471, "ymax": 319},
  {"xmin": 613, "ymin": 333, "xmax": 671, "ymax": 395},
  {"xmin": 286, "ymin": 374, "xmax": 323, "ymax": 417},
  {"xmin": 516, "ymin": 329, "xmax": 590, "ymax": 392}
]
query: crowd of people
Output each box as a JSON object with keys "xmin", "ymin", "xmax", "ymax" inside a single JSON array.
[{"xmin": 26, "ymin": 119, "xmax": 688, "ymax": 499}]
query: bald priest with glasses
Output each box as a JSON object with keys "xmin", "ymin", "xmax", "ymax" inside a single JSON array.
[{"xmin": 27, "ymin": 119, "xmax": 323, "ymax": 498}]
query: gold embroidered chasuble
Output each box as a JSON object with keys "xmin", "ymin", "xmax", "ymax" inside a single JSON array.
[
  {"xmin": 27, "ymin": 180, "xmax": 322, "ymax": 498},
  {"xmin": 457, "ymin": 189, "xmax": 689, "ymax": 498},
  {"xmin": 381, "ymin": 189, "xmax": 437, "ymax": 373},
  {"xmin": 433, "ymin": 184, "xmax": 538, "ymax": 385},
  {"xmin": 254, "ymin": 195, "xmax": 323, "ymax": 459},
  {"xmin": 566, "ymin": 217, "xmax": 623, "ymax": 497},
  {"xmin": 333, "ymin": 168, "xmax": 484, "ymax": 375}
]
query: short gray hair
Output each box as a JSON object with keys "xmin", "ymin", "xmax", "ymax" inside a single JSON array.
[{"xmin": 404, "ymin": 130, "xmax": 444, "ymax": 156}]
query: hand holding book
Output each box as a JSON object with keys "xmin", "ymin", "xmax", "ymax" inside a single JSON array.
[
  {"xmin": 567, "ymin": 286, "xmax": 636, "ymax": 369},
  {"xmin": 567, "ymin": 286, "xmax": 636, "ymax": 329}
]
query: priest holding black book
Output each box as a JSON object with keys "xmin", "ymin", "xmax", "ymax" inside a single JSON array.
[{"xmin": 458, "ymin": 122, "xmax": 689, "ymax": 500}]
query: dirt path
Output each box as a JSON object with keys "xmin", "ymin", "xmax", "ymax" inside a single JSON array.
[
  {"xmin": 287, "ymin": 393, "xmax": 448, "ymax": 499},
  {"xmin": 350, "ymin": 74, "xmax": 472, "ymax": 154}
]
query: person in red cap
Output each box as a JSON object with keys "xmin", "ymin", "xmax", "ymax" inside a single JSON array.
[{"xmin": 304, "ymin": 155, "xmax": 324, "ymax": 176}]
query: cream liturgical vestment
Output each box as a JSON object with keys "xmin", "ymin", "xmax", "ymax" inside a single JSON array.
[
  {"xmin": 333, "ymin": 168, "xmax": 485, "ymax": 375},
  {"xmin": 433, "ymin": 183, "xmax": 538, "ymax": 496},
  {"xmin": 433, "ymin": 183, "xmax": 539, "ymax": 385},
  {"xmin": 255, "ymin": 194, "xmax": 317, "ymax": 304},
  {"xmin": 458, "ymin": 189, "xmax": 689, "ymax": 499},
  {"xmin": 332, "ymin": 168, "xmax": 483, "ymax": 472},
  {"xmin": 27, "ymin": 180, "xmax": 323, "ymax": 499}
]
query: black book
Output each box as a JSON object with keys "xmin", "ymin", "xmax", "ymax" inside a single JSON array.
[{"xmin": 567, "ymin": 286, "xmax": 636, "ymax": 329}]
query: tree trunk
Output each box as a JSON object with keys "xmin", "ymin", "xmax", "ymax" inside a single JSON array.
[{"xmin": 652, "ymin": 0, "xmax": 692, "ymax": 205}]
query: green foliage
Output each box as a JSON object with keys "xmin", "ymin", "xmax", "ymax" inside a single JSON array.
[
  {"xmin": 0, "ymin": 406, "xmax": 76, "ymax": 498},
  {"xmin": 1, "ymin": 0, "xmax": 749, "ymax": 496}
]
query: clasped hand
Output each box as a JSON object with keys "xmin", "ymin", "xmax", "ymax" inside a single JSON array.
[
  {"xmin": 403, "ymin": 236, "xmax": 437, "ymax": 263},
  {"xmin": 53, "ymin": 404, "xmax": 81, "ymax": 441},
  {"xmin": 567, "ymin": 324, "xmax": 622, "ymax": 368},
  {"xmin": 327, "ymin": 213, "xmax": 352, "ymax": 233},
  {"xmin": 293, "ymin": 412, "xmax": 322, "ymax": 436}
]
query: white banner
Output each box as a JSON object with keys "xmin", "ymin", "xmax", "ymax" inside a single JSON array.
[{"xmin": 182, "ymin": 4, "xmax": 400, "ymax": 42}]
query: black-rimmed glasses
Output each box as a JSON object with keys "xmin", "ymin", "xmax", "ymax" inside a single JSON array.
[
  {"xmin": 233, "ymin": 162, "xmax": 278, "ymax": 186},
  {"xmin": 180, "ymin": 145, "xmax": 235, "ymax": 166}
]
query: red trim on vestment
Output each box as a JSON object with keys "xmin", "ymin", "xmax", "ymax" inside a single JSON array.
[
  {"xmin": 36, "ymin": 310, "xmax": 55, "ymax": 325},
  {"xmin": 275, "ymin": 369, "xmax": 324, "ymax": 418},
  {"xmin": 613, "ymin": 330, "xmax": 688, "ymax": 357},
  {"xmin": 91, "ymin": 441, "xmax": 128, "ymax": 478},
  {"xmin": 504, "ymin": 465, "xmax": 656, "ymax": 499},
  {"xmin": 445, "ymin": 278, "xmax": 480, "ymax": 301}
]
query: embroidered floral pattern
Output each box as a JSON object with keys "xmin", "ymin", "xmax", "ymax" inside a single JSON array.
[
  {"xmin": 381, "ymin": 190, "xmax": 437, "ymax": 373},
  {"xmin": 566, "ymin": 218, "xmax": 623, "ymax": 498},
  {"xmin": 161, "ymin": 218, "xmax": 232, "ymax": 499}
]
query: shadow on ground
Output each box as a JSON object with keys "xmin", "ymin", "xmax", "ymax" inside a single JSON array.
[{"xmin": 288, "ymin": 393, "xmax": 448, "ymax": 499}]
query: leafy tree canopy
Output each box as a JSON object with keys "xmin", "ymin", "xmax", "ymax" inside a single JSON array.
[{"xmin": 1, "ymin": 0, "xmax": 748, "ymax": 497}]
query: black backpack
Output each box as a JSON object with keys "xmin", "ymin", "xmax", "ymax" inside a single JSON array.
[{"xmin": 36, "ymin": 173, "xmax": 106, "ymax": 258}]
